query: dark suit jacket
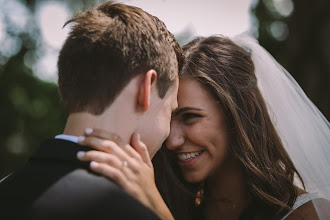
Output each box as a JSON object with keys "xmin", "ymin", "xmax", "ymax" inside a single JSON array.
[{"xmin": 0, "ymin": 139, "xmax": 159, "ymax": 220}]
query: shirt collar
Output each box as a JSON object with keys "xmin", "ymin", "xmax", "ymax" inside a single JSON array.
[{"xmin": 55, "ymin": 134, "xmax": 79, "ymax": 143}]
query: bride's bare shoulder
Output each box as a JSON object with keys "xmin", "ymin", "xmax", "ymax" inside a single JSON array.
[{"xmin": 286, "ymin": 189, "xmax": 330, "ymax": 220}]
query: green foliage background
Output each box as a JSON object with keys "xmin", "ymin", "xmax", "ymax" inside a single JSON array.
[{"xmin": 1, "ymin": 0, "xmax": 329, "ymax": 179}]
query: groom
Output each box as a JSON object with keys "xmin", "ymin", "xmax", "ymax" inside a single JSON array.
[{"xmin": 0, "ymin": 2, "xmax": 183, "ymax": 219}]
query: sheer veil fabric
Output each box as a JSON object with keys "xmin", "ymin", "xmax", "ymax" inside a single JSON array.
[{"xmin": 231, "ymin": 33, "xmax": 330, "ymax": 219}]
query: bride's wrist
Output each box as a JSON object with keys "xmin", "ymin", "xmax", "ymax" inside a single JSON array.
[{"xmin": 148, "ymin": 189, "xmax": 174, "ymax": 220}]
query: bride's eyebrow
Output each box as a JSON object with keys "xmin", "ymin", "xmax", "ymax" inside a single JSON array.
[{"xmin": 172, "ymin": 107, "xmax": 204, "ymax": 117}]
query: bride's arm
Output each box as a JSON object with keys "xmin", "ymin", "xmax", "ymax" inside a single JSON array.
[
  {"xmin": 285, "ymin": 198, "xmax": 330, "ymax": 220},
  {"xmin": 77, "ymin": 129, "xmax": 174, "ymax": 220}
]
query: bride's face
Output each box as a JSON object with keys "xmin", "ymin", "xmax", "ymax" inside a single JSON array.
[{"xmin": 166, "ymin": 77, "xmax": 230, "ymax": 183}]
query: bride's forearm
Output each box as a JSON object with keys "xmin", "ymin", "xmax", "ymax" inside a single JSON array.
[{"xmin": 149, "ymin": 190, "xmax": 174, "ymax": 220}]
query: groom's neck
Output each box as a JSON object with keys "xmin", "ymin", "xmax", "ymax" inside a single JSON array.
[
  {"xmin": 63, "ymin": 105, "xmax": 136, "ymax": 145},
  {"xmin": 63, "ymin": 77, "xmax": 141, "ymax": 145}
]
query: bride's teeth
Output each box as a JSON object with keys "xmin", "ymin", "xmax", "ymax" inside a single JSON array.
[{"xmin": 177, "ymin": 151, "xmax": 202, "ymax": 161}]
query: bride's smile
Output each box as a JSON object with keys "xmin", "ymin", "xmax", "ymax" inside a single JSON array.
[{"xmin": 166, "ymin": 77, "xmax": 230, "ymax": 183}]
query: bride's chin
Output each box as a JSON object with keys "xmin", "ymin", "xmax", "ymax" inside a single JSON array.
[{"xmin": 183, "ymin": 173, "xmax": 206, "ymax": 184}]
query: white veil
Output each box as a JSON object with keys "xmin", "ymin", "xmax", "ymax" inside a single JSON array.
[{"xmin": 231, "ymin": 33, "xmax": 330, "ymax": 219}]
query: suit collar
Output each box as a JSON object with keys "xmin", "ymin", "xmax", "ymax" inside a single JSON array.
[{"xmin": 31, "ymin": 139, "xmax": 92, "ymax": 168}]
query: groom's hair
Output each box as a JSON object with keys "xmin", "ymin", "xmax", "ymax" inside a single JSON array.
[{"xmin": 58, "ymin": 2, "xmax": 183, "ymax": 115}]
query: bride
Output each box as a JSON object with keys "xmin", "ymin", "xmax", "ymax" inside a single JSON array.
[{"xmin": 77, "ymin": 33, "xmax": 330, "ymax": 219}]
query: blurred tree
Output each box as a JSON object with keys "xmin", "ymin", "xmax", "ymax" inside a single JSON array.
[
  {"xmin": 252, "ymin": 0, "xmax": 330, "ymax": 119},
  {"xmin": 0, "ymin": 0, "xmax": 107, "ymax": 179},
  {"xmin": 1, "ymin": 0, "xmax": 328, "ymax": 179},
  {"xmin": 0, "ymin": 48, "xmax": 66, "ymax": 178},
  {"xmin": 175, "ymin": 26, "xmax": 195, "ymax": 46}
]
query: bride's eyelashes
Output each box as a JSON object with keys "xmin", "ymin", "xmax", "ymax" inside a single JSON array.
[{"xmin": 181, "ymin": 113, "xmax": 202, "ymax": 123}]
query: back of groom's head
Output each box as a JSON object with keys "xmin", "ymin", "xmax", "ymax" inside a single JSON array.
[{"xmin": 58, "ymin": 2, "xmax": 183, "ymax": 115}]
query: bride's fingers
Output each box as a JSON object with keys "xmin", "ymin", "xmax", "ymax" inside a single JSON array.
[
  {"xmin": 78, "ymin": 149, "xmax": 142, "ymax": 174},
  {"xmin": 79, "ymin": 136, "xmax": 143, "ymax": 163},
  {"xmin": 79, "ymin": 128, "xmax": 140, "ymax": 160},
  {"xmin": 88, "ymin": 157, "xmax": 141, "ymax": 188},
  {"xmin": 84, "ymin": 128, "xmax": 125, "ymax": 147},
  {"xmin": 130, "ymin": 133, "xmax": 152, "ymax": 167},
  {"xmin": 78, "ymin": 136, "xmax": 128, "ymax": 161},
  {"xmin": 77, "ymin": 150, "xmax": 122, "ymax": 169},
  {"xmin": 89, "ymin": 161, "xmax": 129, "ymax": 188},
  {"xmin": 122, "ymin": 144, "xmax": 143, "ymax": 161},
  {"xmin": 79, "ymin": 130, "xmax": 146, "ymax": 163},
  {"xmin": 90, "ymin": 161, "xmax": 143, "ymax": 201}
]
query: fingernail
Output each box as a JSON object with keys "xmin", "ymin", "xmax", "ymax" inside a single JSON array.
[
  {"xmin": 90, "ymin": 161, "xmax": 99, "ymax": 168},
  {"xmin": 78, "ymin": 136, "xmax": 85, "ymax": 142},
  {"xmin": 137, "ymin": 133, "xmax": 141, "ymax": 140},
  {"xmin": 77, "ymin": 151, "xmax": 85, "ymax": 158},
  {"xmin": 85, "ymin": 128, "xmax": 93, "ymax": 134}
]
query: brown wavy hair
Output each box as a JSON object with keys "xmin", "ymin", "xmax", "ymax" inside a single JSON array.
[
  {"xmin": 58, "ymin": 2, "xmax": 183, "ymax": 115},
  {"xmin": 153, "ymin": 36, "xmax": 304, "ymax": 219}
]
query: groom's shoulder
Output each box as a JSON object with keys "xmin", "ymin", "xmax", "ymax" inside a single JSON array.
[
  {"xmin": 0, "ymin": 138, "xmax": 159, "ymax": 219},
  {"xmin": 30, "ymin": 168, "xmax": 159, "ymax": 219}
]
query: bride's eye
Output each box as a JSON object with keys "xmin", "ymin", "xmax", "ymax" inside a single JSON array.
[{"xmin": 182, "ymin": 113, "xmax": 201, "ymax": 122}]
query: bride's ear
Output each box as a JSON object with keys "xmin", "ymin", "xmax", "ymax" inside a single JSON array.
[{"xmin": 137, "ymin": 69, "xmax": 157, "ymax": 111}]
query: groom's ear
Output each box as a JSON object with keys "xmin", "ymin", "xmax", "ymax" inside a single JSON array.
[{"xmin": 137, "ymin": 69, "xmax": 157, "ymax": 112}]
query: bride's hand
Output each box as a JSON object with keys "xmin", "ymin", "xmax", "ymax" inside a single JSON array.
[{"xmin": 77, "ymin": 128, "xmax": 173, "ymax": 220}]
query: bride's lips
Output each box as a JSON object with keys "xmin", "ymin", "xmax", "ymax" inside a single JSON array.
[{"xmin": 176, "ymin": 151, "xmax": 204, "ymax": 167}]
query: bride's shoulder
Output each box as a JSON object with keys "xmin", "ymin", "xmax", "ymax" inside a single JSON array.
[
  {"xmin": 285, "ymin": 200, "xmax": 317, "ymax": 219},
  {"xmin": 285, "ymin": 189, "xmax": 330, "ymax": 220}
]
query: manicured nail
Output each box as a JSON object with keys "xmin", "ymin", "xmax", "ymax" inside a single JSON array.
[
  {"xmin": 137, "ymin": 133, "xmax": 141, "ymax": 140},
  {"xmin": 90, "ymin": 161, "xmax": 99, "ymax": 168},
  {"xmin": 78, "ymin": 136, "xmax": 85, "ymax": 142},
  {"xmin": 77, "ymin": 151, "xmax": 85, "ymax": 159},
  {"xmin": 85, "ymin": 128, "xmax": 93, "ymax": 134}
]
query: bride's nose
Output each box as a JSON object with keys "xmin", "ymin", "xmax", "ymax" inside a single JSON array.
[{"xmin": 166, "ymin": 122, "xmax": 185, "ymax": 150}]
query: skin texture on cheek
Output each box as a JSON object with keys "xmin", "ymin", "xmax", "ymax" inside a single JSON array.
[
  {"xmin": 184, "ymin": 119, "xmax": 229, "ymax": 183},
  {"xmin": 168, "ymin": 78, "xmax": 230, "ymax": 183},
  {"xmin": 146, "ymin": 81, "xmax": 178, "ymax": 158},
  {"xmin": 206, "ymin": 106, "xmax": 231, "ymax": 179}
]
